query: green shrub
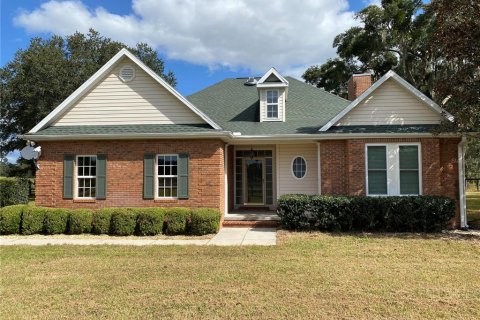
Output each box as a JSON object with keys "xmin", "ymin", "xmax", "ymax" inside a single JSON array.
[
  {"xmin": 164, "ymin": 208, "xmax": 191, "ymax": 235},
  {"xmin": 278, "ymin": 195, "xmax": 456, "ymax": 233},
  {"xmin": 276, "ymin": 194, "xmax": 311, "ymax": 230},
  {"xmin": 190, "ymin": 208, "xmax": 221, "ymax": 235},
  {"xmin": 21, "ymin": 207, "xmax": 48, "ymax": 235},
  {"xmin": 92, "ymin": 209, "xmax": 114, "ymax": 234},
  {"xmin": 110, "ymin": 208, "xmax": 137, "ymax": 236},
  {"xmin": 44, "ymin": 208, "xmax": 69, "ymax": 234},
  {"xmin": 0, "ymin": 177, "xmax": 29, "ymax": 207},
  {"xmin": 135, "ymin": 208, "xmax": 165, "ymax": 236},
  {"xmin": 68, "ymin": 209, "xmax": 94, "ymax": 234},
  {"xmin": 0, "ymin": 204, "xmax": 28, "ymax": 234}
]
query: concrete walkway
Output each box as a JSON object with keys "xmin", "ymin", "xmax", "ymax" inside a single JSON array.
[{"xmin": 0, "ymin": 228, "xmax": 276, "ymax": 246}]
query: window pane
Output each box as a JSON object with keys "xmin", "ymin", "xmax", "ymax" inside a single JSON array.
[
  {"xmin": 400, "ymin": 170, "xmax": 419, "ymax": 195},
  {"xmin": 368, "ymin": 170, "xmax": 388, "ymax": 194},
  {"xmin": 158, "ymin": 165, "xmax": 164, "ymax": 176},
  {"xmin": 367, "ymin": 146, "xmax": 387, "ymax": 169},
  {"xmin": 171, "ymin": 156, "xmax": 177, "ymax": 165},
  {"xmin": 78, "ymin": 167, "xmax": 83, "ymax": 176},
  {"xmin": 399, "ymin": 146, "xmax": 419, "ymax": 170},
  {"xmin": 90, "ymin": 157, "xmax": 96, "ymax": 166},
  {"xmin": 172, "ymin": 165, "xmax": 177, "ymax": 176}
]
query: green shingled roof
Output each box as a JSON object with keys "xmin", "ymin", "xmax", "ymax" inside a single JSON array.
[
  {"xmin": 33, "ymin": 124, "xmax": 216, "ymax": 136},
  {"xmin": 324, "ymin": 125, "xmax": 441, "ymax": 134},
  {"xmin": 187, "ymin": 77, "xmax": 350, "ymax": 135}
]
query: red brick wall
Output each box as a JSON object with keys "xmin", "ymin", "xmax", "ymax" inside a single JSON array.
[
  {"xmin": 320, "ymin": 138, "xmax": 461, "ymax": 226},
  {"xmin": 347, "ymin": 74, "xmax": 372, "ymax": 101},
  {"xmin": 35, "ymin": 139, "xmax": 225, "ymax": 212}
]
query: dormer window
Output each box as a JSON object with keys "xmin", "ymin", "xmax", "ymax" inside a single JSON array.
[{"xmin": 267, "ymin": 90, "xmax": 279, "ymax": 119}]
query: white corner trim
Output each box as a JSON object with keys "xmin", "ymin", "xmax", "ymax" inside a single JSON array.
[
  {"xmin": 29, "ymin": 48, "xmax": 222, "ymax": 133},
  {"xmin": 458, "ymin": 136, "xmax": 468, "ymax": 229},
  {"xmin": 319, "ymin": 70, "xmax": 454, "ymax": 132},
  {"xmin": 257, "ymin": 67, "xmax": 289, "ymax": 86}
]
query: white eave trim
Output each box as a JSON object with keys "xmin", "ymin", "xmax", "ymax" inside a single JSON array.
[
  {"xmin": 319, "ymin": 70, "xmax": 455, "ymax": 132},
  {"xmin": 256, "ymin": 67, "xmax": 289, "ymax": 86},
  {"xmin": 29, "ymin": 48, "xmax": 222, "ymax": 133}
]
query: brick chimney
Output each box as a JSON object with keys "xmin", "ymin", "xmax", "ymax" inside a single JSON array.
[{"xmin": 347, "ymin": 73, "xmax": 372, "ymax": 101}]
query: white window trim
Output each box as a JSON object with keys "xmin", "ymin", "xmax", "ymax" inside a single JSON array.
[
  {"xmin": 291, "ymin": 156, "xmax": 307, "ymax": 180},
  {"xmin": 266, "ymin": 90, "xmax": 280, "ymax": 120},
  {"xmin": 75, "ymin": 155, "xmax": 97, "ymax": 200},
  {"xmin": 155, "ymin": 153, "xmax": 179, "ymax": 200},
  {"xmin": 365, "ymin": 143, "xmax": 422, "ymax": 196}
]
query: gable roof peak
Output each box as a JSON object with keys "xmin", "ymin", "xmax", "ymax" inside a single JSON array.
[
  {"xmin": 29, "ymin": 48, "xmax": 222, "ymax": 133},
  {"xmin": 256, "ymin": 67, "xmax": 289, "ymax": 88}
]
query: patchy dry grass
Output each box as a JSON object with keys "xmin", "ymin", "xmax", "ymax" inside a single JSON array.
[
  {"xmin": 1, "ymin": 232, "xmax": 479, "ymax": 319},
  {"xmin": 467, "ymin": 191, "xmax": 480, "ymax": 228}
]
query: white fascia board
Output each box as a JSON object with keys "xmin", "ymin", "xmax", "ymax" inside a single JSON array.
[
  {"xmin": 29, "ymin": 48, "xmax": 222, "ymax": 133},
  {"xmin": 319, "ymin": 70, "xmax": 454, "ymax": 132},
  {"xmin": 21, "ymin": 131, "xmax": 233, "ymax": 141},
  {"xmin": 257, "ymin": 67, "xmax": 289, "ymax": 85}
]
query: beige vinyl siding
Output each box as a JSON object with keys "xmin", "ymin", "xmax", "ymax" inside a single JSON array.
[
  {"xmin": 53, "ymin": 58, "xmax": 205, "ymax": 126},
  {"xmin": 277, "ymin": 144, "xmax": 318, "ymax": 196},
  {"xmin": 336, "ymin": 78, "xmax": 442, "ymax": 126},
  {"xmin": 259, "ymin": 88, "xmax": 285, "ymax": 122}
]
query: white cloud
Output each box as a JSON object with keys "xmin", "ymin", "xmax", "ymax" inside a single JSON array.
[{"xmin": 14, "ymin": 0, "xmax": 360, "ymax": 77}]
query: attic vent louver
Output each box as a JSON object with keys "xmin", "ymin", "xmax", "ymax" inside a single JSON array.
[
  {"xmin": 244, "ymin": 77, "xmax": 257, "ymax": 86},
  {"xmin": 120, "ymin": 65, "xmax": 135, "ymax": 82}
]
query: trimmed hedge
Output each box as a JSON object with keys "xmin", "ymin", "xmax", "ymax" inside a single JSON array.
[
  {"xmin": 0, "ymin": 177, "xmax": 29, "ymax": 207},
  {"xmin": 277, "ymin": 194, "xmax": 456, "ymax": 232},
  {"xmin": 136, "ymin": 208, "xmax": 165, "ymax": 236},
  {"xmin": 44, "ymin": 208, "xmax": 69, "ymax": 234},
  {"xmin": 190, "ymin": 208, "xmax": 221, "ymax": 235},
  {"xmin": 110, "ymin": 209, "xmax": 137, "ymax": 236},
  {"xmin": 68, "ymin": 209, "xmax": 94, "ymax": 234},
  {"xmin": 164, "ymin": 208, "xmax": 191, "ymax": 235},
  {"xmin": 92, "ymin": 209, "xmax": 114, "ymax": 234},
  {"xmin": 0, "ymin": 205, "xmax": 28, "ymax": 234},
  {"xmin": 0, "ymin": 205, "xmax": 222, "ymax": 236}
]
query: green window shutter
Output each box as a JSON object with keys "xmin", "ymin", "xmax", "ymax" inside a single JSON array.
[
  {"xmin": 63, "ymin": 155, "xmax": 74, "ymax": 199},
  {"xmin": 96, "ymin": 154, "xmax": 107, "ymax": 199},
  {"xmin": 367, "ymin": 146, "xmax": 387, "ymax": 195},
  {"xmin": 144, "ymin": 154, "xmax": 155, "ymax": 199},
  {"xmin": 399, "ymin": 146, "xmax": 420, "ymax": 195},
  {"xmin": 178, "ymin": 153, "xmax": 189, "ymax": 199}
]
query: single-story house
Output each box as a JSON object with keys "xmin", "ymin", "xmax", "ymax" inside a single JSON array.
[{"xmin": 23, "ymin": 49, "xmax": 468, "ymax": 228}]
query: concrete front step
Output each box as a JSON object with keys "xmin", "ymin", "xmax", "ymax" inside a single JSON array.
[{"xmin": 222, "ymin": 220, "xmax": 278, "ymax": 228}]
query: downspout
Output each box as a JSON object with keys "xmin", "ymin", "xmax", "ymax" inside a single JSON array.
[{"xmin": 458, "ymin": 135, "xmax": 468, "ymax": 229}]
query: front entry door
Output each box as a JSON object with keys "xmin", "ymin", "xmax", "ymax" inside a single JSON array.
[{"xmin": 246, "ymin": 159, "xmax": 264, "ymax": 204}]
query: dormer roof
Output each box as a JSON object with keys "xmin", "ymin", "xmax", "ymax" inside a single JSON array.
[{"xmin": 256, "ymin": 67, "xmax": 289, "ymax": 88}]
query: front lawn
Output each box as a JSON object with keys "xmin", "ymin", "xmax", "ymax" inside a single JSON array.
[
  {"xmin": 1, "ymin": 232, "xmax": 479, "ymax": 319},
  {"xmin": 467, "ymin": 191, "xmax": 480, "ymax": 228}
]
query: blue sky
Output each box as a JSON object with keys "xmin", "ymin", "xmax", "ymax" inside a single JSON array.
[
  {"xmin": 1, "ymin": 0, "xmax": 376, "ymax": 163},
  {"xmin": 1, "ymin": 0, "xmax": 375, "ymax": 95}
]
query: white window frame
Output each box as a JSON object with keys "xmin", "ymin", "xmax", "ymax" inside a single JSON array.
[
  {"xmin": 365, "ymin": 143, "xmax": 422, "ymax": 196},
  {"xmin": 266, "ymin": 90, "xmax": 279, "ymax": 120},
  {"xmin": 75, "ymin": 155, "xmax": 97, "ymax": 199},
  {"xmin": 291, "ymin": 156, "xmax": 307, "ymax": 180},
  {"xmin": 155, "ymin": 154, "xmax": 179, "ymax": 199}
]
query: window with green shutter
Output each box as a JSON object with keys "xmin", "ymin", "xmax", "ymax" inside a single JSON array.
[
  {"xmin": 399, "ymin": 146, "xmax": 420, "ymax": 195},
  {"xmin": 367, "ymin": 146, "xmax": 388, "ymax": 195},
  {"xmin": 63, "ymin": 155, "xmax": 74, "ymax": 199}
]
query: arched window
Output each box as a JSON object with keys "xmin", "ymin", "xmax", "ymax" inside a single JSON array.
[{"xmin": 292, "ymin": 156, "xmax": 307, "ymax": 179}]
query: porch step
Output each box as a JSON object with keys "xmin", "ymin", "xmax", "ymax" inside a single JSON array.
[{"xmin": 222, "ymin": 220, "xmax": 278, "ymax": 228}]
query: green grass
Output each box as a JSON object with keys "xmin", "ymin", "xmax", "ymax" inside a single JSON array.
[
  {"xmin": 467, "ymin": 191, "xmax": 480, "ymax": 228},
  {"xmin": 1, "ymin": 232, "xmax": 479, "ymax": 319}
]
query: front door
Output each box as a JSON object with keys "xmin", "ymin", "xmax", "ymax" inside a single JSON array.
[{"xmin": 246, "ymin": 159, "xmax": 264, "ymax": 204}]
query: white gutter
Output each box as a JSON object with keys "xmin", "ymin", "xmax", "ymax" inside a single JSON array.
[{"xmin": 458, "ymin": 135, "xmax": 468, "ymax": 229}]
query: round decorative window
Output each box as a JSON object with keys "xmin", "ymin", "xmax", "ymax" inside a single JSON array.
[
  {"xmin": 292, "ymin": 156, "xmax": 307, "ymax": 179},
  {"xmin": 119, "ymin": 65, "xmax": 135, "ymax": 82}
]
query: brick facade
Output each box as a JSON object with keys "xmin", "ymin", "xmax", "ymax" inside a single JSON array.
[
  {"xmin": 347, "ymin": 74, "xmax": 372, "ymax": 101},
  {"xmin": 320, "ymin": 138, "xmax": 461, "ymax": 226},
  {"xmin": 35, "ymin": 139, "xmax": 225, "ymax": 212}
]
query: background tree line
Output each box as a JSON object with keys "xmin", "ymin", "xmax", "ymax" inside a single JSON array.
[{"xmin": 302, "ymin": 0, "xmax": 479, "ymax": 177}]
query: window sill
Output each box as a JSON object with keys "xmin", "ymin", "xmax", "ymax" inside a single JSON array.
[
  {"xmin": 154, "ymin": 198, "xmax": 179, "ymax": 203},
  {"xmin": 73, "ymin": 199, "xmax": 97, "ymax": 203}
]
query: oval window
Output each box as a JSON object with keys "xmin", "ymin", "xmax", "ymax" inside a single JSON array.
[{"xmin": 292, "ymin": 156, "xmax": 306, "ymax": 179}]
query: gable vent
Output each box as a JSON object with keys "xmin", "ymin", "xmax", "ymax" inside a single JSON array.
[{"xmin": 119, "ymin": 65, "xmax": 135, "ymax": 82}]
